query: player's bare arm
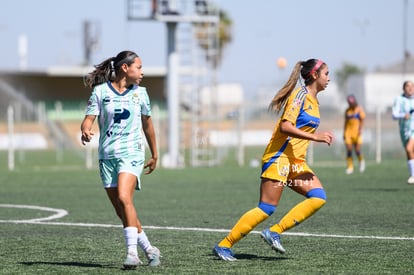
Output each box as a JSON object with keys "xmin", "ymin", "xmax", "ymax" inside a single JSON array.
[{"xmin": 80, "ymin": 115, "xmax": 96, "ymax": 145}]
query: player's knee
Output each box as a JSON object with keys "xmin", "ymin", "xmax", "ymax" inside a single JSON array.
[
  {"xmin": 347, "ymin": 151, "xmax": 352, "ymax": 157},
  {"xmin": 258, "ymin": 201, "xmax": 276, "ymax": 215}
]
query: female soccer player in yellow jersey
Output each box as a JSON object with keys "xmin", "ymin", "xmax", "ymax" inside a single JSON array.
[
  {"xmin": 343, "ymin": 95, "xmax": 366, "ymax": 174},
  {"xmin": 213, "ymin": 59, "xmax": 333, "ymax": 261}
]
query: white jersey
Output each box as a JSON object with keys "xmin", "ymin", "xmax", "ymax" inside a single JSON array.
[
  {"xmin": 85, "ymin": 81, "xmax": 151, "ymax": 159},
  {"xmin": 392, "ymin": 94, "xmax": 414, "ymax": 144}
]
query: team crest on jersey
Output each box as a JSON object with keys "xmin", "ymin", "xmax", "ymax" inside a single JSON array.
[
  {"xmin": 293, "ymin": 98, "xmax": 302, "ymax": 107},
  {"xmin": 131, "ymin": 92, "xmax": 141, "ymax": 105}
]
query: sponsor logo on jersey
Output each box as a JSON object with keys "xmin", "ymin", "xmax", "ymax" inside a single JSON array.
[{"xmin": 113, "ymin": 108, "xmax": 130, "ymax": 124}]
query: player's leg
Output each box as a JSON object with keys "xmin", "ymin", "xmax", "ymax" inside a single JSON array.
[
  {"xmin": 344, "ymin": 137, "xmax": 354, "ymax": 174},
  {"xmin": 214, "ymin": 157, "xmax": 288, "ymax": 260},
  {"xmin": 270, "ymin": 173, "xmax": 326, "ymax": 233},
  {"xmin": 214, "ymin": 178, "xmax": 283, "ymax": 260},
  {"xmin": 264, "ymin": 171, "xmax": 326, "ymax": 253},
  {"xmin": 405, "ymin": 137, "xmax": 414, "ymax": 184},
  {"xmin": 354, "ymin": 138, "xmax": 365, "ymax": 172},
  {"xmin": 119, "ymin": 155, "xmax": 161, "ymax": 266},
  {"xmin": 116, "ymin": 172, "xmax": 142, "ymax": 268}
]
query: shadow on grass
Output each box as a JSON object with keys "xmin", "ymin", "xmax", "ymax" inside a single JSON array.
[
  {"xmin": 20, "ymin": 261, "xmax": 119, "ymax": 269},
  {"xmin": 236, "ymin": 253, "xmax": 289, "ymax": 261},
  {"xmin": 210, "ymin": 253, "xmax": 290, "ymax": 261}
]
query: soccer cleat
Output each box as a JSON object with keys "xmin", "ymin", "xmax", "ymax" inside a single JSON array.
[
  {"xmin": 345, "ymin": 167, "xmax": 354, "ymax": 175},
  {"xmin": 145, "ymin": 246, "xmax": 161, "ymax": 267},
  {"xmin": 123, "ymin": 252, "xmax": 142, "ymax": 269},
  {"xmin": 359, "ymin": 160, "xmax": 366, "ymax": 173},
  {"xmin": 213, "ymin": 244, "xmax": 237, "ymax": 261},
  {"xmin": 407, "ymin": 176, "xmax": 414, "ymax": 185},
  {"xmin": 261, "ymin": 228, "xmax": 286, "ymax": 254}
]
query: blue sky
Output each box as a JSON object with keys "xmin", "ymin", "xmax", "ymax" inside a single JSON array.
[{"xmin": 0, "ymin": 0, "xmax": 412, "ymax": 96}]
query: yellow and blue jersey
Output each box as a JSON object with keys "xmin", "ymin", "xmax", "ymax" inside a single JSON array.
[
  {"xmin": 344, "ymin": 105, "xmax": 365, "ymax": 139},
  {"xmin": 262, "ymin": 87, "xmax": 320, "ymax": 177}
]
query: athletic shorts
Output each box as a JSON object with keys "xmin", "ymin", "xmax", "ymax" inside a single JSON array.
[
  {"xmin": 400, "ymin": 128, "xmax": 414, "ymax": 147},
  {"xmin": 344, "ymin": 134, "xmax": 362, "ymax": 145},
  {"xmin": 261, "ymin": 157, "xmax": 314, "ymax": 184},
  {"xmin": 99, "ymin": 154, "xmax": 144, "ymax": 190}
]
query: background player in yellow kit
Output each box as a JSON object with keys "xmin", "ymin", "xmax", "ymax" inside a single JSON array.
[
  {"xmin": 213, "ymin": 59, "xmax": 333, "ymax": 261},
  {"xmin": 343, "ymin": 95, "xmax": 366, "ymax": 174}
]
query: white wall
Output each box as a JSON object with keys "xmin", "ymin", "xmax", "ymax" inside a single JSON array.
[{"xmin": 346, "ymin": 73, "xmax": 414, "ymax": 113}]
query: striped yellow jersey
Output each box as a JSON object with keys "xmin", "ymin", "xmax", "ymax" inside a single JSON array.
[{"xmin": 262, "ymin": 87, "xmax": 320, "ymax": 170}]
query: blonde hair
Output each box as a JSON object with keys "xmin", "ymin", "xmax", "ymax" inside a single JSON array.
[{"xmin": 268, "ymin": 61, "xmax": 303, "ymax": 113}]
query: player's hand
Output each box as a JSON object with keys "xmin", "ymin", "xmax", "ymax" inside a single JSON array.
[
  {"xmin": 314, "ymin": 131, "xmax": 334, "ymax": 146},
  {"xmin": 81, "ymin": 130, "xmax": 94, "ymax": 145},
  {"xmin": 144, "ymin": 157, "xmax": 157, "ymax": 174}
]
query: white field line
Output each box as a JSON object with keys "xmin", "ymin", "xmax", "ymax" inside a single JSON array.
[
  {"xmin": 0, "ymin": 204, "xmax": 68, "ymax": 222},
  {"xmin": 0, "ymin": 204, "xmax": 413, "ymax": 241}
]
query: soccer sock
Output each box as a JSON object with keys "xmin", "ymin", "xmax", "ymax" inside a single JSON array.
[
  {"xmin": 356, "ymin": 151, "xmax": 364, "ymax": 162},
  {"xmin": 270, "ymin": 188, "xmax": 326, "ymax": 234},
  {"xmin": 124, "ymin": 227, "xmax": 138, "ymax": 255},
  {"xmin": 137, "ymin": 230, "xmax": 153, "ymax": 252},
  {"xmin": 408, "ymin": 159, "xmax": 414, "ymax": 176},
  {"xmin": 346, "ymin": 156, "xmax": 353, "ymax": 169},
  {"xmin": 218, "ymin": 207, "xmax": 269, "ymax": 248}
]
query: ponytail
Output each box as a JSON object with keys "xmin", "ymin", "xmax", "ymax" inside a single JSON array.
[
  {"xmin": 268, "ymin": 58, "xmax": 324, "ymax": 113},
  {"xmin": 84, "ymin": 50, "xmax": 139, "ymax": 88},
  {"xmin": 268, "ymin": 61, "xmax": 303, "ymax": 113}
]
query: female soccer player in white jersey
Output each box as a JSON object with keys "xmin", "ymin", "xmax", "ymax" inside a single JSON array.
[
  {"xmin": 392, "ymin": 80, "xmax": 414, "ymax": 184},
  {"xmin": 213, "ymin": 59, "xmax": 333, "ymax": 261},
  {"xmin": 80, "ymin": 50, "xmax": 161, "ymax": 268}
]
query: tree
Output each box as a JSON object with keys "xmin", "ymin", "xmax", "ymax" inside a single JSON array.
[
  {"xmin": 194, "ymin": 8, "xmax": 232, "ymax": 69},
  {"xmin": 335, "ymin": 63, "xmax": 364, "ymax": 92}
]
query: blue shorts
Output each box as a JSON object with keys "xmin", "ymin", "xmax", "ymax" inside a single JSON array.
[{"xmin": 99, "ymin": 154, "xmax": 144, "ymax": 190}]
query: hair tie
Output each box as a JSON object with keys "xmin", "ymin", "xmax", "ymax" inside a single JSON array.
[
  {"xmin": 109, "ymin": 58, "xmax": 116, "ymax": 80},
  {"xmin": 308, "ymin": 60, "xmax": 324, "ymax": 76}
]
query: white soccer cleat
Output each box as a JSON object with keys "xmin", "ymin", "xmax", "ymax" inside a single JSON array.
[
  {"xmin": 407, "ymin": 176, "xmax": 414, "ymax": 185},
  {"xmin": 123, "ymin": 252, "xmax": 142, "ymax": 269},
  {"xmin": 145, "ymin": 246, "xmax": 161, "ymax": 267},
  {"xmin": 345, "ymin": 168, "xmax": 354, "ymax": 175}
]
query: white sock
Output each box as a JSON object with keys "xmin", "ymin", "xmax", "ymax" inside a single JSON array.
[
  {"xmin": 137, "ymin": 230, "xmax": 153, "ymax": 252},
  {"xmin": 408, "ymin": 159, "xmax": 414, "ymax": 176},
  {"xmin": 124, "ymin": 227, "xmax": 138, "ymax": 255}
]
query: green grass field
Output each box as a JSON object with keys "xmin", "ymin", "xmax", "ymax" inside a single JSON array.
[{"xmin": 0, "ymin": 150, "xmax": 413, "ymax": 274}]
